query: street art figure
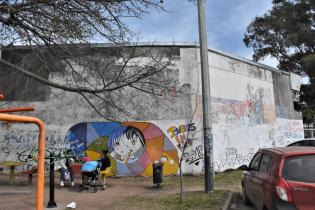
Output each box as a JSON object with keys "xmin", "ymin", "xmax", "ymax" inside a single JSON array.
[
  {"xmin": 65, "ymin": 122, "xmax": 179, "ymax": 177},
  {"xmin": 108, "ymin": 126, "xmax": 145, "ymax": 163}
]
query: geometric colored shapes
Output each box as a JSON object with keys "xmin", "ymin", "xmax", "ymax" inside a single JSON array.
[
  {"xmin": 142, "ymin": 163, "xmax": 153, "ymax": 177},
  {"xmin": 109, "ymin": 157, "xmax": 116, "ymax": 178},
  {"xmin": 64, "ymin": 121, "xmax": 180, "ymax": 177},
  {"xmin": 164, "ymin": 150, "xmax": 179, "ymax": 164},
  {"xmin": 70, "ymin": 142, "xmax": 87, "ymax": 153},
  {"xmin": 116, "ymin": 162, "xmax": 133, "ymax": 176},
  {"xmin": 161, "ymin": 152, "xmax": 179, "ymax": 175},
  {"xmin": 86, "ymin": 123, "xmax": 100, "ymax": 146},
  {"xmin": 90, "ymin": 122, "xmax": 122, "ymax": 137},
  {"xmin": 65, "ymin": 131, "xmax": 78, "ymax": 143},
  {"xmin": 146, "ymin": 136, "xmax": 164, "ymax": 151},
  {"xmin": 143, "ymin": 124, "xmax": 164, "ymax": 140},
  {"xmin": 87, "ymin": 136, "xmax": 108, "ymax": 154},
  {"xmin": 86, "ymin": 150, "xmax": 101, "ymax": 160},
  {"xmin": 121, "ymin": 122, "xmax": 150, "ymax": 132},
  {"xmin": 133, "ymin": 148, "xmax": 145, "ymax": 162},
  {"xmin": 67, "ymin": 135, "xmax": 81, "ymax": 149},
  {"xmin": 163, "ymin": 136, "xmax": 176, "ymax": 151},
  {"xmin": 70, "ymin": 123, "xmax": 87, "ymax": 144},
  {"xmin": 138, "ymin": 150, "xmax": 151, "ymax": 169},
  {"xmin": 146, "ymin": 148, "xmax": 163, "ymax": 163},
  {"xmin": 127, "ymin": 161, "xmax": 145, "ymax": 176}
]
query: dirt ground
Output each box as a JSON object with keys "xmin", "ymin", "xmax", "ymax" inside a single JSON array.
[{"xmin": 0, "ymin": 173, "xmax": 203, "ymax": 210}]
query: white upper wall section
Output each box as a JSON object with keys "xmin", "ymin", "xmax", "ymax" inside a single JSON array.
[
  {"xmin": 179, "ymin": 47, "xmax": 275, "ymax": 105},
  {"xmin": 208, "ymin": 50, "xmax": 274, "ymax": 105}
]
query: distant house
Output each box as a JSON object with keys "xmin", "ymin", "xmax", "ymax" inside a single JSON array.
[{"xmin": 304, "ymin": 123, "xmax": 315, "ymax": 138}]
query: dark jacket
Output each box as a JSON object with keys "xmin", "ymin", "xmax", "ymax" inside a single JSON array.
[{"xmin": 98, "ymin": 155, "xmax": 110, "ymax": 171}]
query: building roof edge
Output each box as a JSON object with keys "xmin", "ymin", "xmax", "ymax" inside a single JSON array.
[{"xmin": 1, "ymin": 42, "xmax": 282, "ymax": 74}]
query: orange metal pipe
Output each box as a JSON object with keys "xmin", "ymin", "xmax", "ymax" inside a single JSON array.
[
  {"xmin": 0, "ymin": 106, "xmax": 35, "ymax": 113},
  {"xmin": 0, "ymin": 113, "xmax": 45, "ymax": 210}
]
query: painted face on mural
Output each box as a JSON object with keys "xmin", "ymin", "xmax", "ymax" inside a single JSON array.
[{"xmin": 109, "ymin": 126, "xmax": 145, "ymax": 163}]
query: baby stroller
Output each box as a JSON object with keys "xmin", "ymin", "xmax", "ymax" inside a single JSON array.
[{"xmin": 80, "ymin": 161, "xmax": 105, "ymax": 192}]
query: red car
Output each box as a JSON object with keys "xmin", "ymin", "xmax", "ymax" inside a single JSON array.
[{"xmin": 240, "ymin": 147, "xmax": 315, "ymax": 210}]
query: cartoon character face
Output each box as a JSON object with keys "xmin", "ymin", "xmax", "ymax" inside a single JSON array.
[{"xmin": 109, "ymin": 126, "xmax": 145, "ymax": 163}]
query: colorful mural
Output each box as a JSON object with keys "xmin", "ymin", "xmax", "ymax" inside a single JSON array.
[{"xmin": 65, "ymin": 122, "xmax": 179, "ymax": 176}]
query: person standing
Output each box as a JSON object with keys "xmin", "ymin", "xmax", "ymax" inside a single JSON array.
[
  {"xmin": 56, "ymin": 149, "xmax": 75, "ymax": 187},
  {"xmin": 98, "ymin": 150, "xmax": 111, "ymax": 189}
]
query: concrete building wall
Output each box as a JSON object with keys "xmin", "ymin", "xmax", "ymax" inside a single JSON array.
[
  {"xmin": 272, "ymin": 72, "xmax": 301, "ymax": 120},
  {"xmin": 0, "ymin": 44, "xmax": 304, "ymax": 174},
  {"xmin": 205, "ymin": 50, "xmax": 303, "ymax": 171}
]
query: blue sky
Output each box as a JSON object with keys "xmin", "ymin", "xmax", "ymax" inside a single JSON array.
[{"xmin": 125, "ymin": 0, "xmax": 277, "ymax": 67}]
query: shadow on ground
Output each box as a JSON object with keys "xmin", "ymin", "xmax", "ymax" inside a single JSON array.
[{"xmin": 229, "ymin": 192, "xmax": 256, "ymax": 210}]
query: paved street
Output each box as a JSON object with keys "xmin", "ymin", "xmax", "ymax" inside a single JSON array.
[{"xmin": 229, "ymin": 192, "xmax": 256, "ymax": 210}]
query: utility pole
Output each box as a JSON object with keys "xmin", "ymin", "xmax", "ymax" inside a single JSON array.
[{"xmin": 197, "ymin": 0, "xmax": 214, "ymax": 192}]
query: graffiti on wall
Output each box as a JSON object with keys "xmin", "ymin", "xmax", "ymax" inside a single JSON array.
[
  {"xmin": 214, "ymin": 116, "xmax": 304, "ymax": 171},
  {"xmin": 274, "ymin": 118, "xmax": 304, "ymax": 146},
  {"xmin": 215, "ymin": 147, "xmax": 255, "ymax": 172},
  {"xmin": 167, "ymin": 123, "xmax": 197, "ymax": 151},
  {"xmin": 65, "ymin": 122, "xmax": 182, "ymax": 176},
  {"xmin": 0, "ymin": 85, "xmax": 303, "ymax": 175},
  {"xmin": 3, "ymin": 129, "xmax": 63, "ymax": 145},
  {"xmin": 0, "ymin": 128, "xmax": 65, "ymax": 161},
  {"xmin": 183, "ymin": 145, "xmax": 203, "ymax": 166},
  {"xmin": 212, "ymin": 85, "xmax": 275, "ymax": 128},
  {"xmin": 211, "ymin": 85, "xmax": 304, "ymax": 171}
]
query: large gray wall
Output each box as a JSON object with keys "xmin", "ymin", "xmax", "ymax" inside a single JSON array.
[{"xmin": 0, "ymin": 44, "xmax": 304, "ymax": 173}]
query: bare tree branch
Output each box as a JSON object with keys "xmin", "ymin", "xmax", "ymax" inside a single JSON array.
[{"xmin": 0, "ymin": 0, "xmax": 185, "ymax": 120}]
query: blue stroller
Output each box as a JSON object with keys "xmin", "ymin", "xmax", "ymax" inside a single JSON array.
[{"xmin": 80, "ymin": 161, "xmax": 104, "ymax": 192}]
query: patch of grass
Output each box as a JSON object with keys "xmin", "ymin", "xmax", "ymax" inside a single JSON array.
[
  {"xmin": 215, "ymin": 169, "xmax": 243, "ymax": 192},
  {"xmin": 162, "ymin": 175, "xmax": 204, "ymax": 189},
  {"xmin": 108, "ymin": 190, "xmax": 228, "ymax": 210},
  {"xmin": 152, "ymin": 169, "xmax": 243, "ymax": 192}
]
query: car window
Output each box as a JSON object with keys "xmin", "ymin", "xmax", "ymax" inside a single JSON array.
[
  {"xmin": 304, "ymin": 140, "xmax": 315, "ymax": 146},
  {"xmin": 289, "ymin": 141, "xmax": 301, "ymax": 146},
  {"xmin": 296, "ymin": 141, "xmax": 303, "ymax": 146},
  {"xmin": 288, "ymin": 140, "xmax": 315, "ymax": 147},
  {"xmin": 283, "ymin": 155, "xmax": 315, "ymax": 183},
  {"xmin": 249, "ymin": 152, "xmax": 262, "ymax": 171},
  {"xmin": 259, "ymin": 153, "xmax": 272, "ymax": 174}
]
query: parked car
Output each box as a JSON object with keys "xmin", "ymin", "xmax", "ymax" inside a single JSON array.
[
  {"xmin": 287, "ymin": 139, "xmax": 315, "ymax": 147},
  {"xmin": 239, "ymin": 147, "xmax": 315, "ymax": 210}
]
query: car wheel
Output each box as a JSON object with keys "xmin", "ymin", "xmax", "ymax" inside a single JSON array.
[{"xmin": 242, "ymin": 184, "xmax": 252, "ymax": 206}]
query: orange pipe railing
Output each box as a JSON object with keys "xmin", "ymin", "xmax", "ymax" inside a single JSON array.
[
  {"xmin": 0, "ymin": 113, "xmax": 45, "ymax": 210},
  {"xmin": 0, "ymin": 106, "xmax": 35, "ymax": 113}
]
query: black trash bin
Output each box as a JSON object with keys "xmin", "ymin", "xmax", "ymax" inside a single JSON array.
[{"xmin": 152, "ymin": 163, "xmax": 163, "ymax": 187}]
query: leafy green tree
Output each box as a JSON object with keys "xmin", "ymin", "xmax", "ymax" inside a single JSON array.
[
  {"xmin": 244, "ymin": 0, "xmax": 315, "ymax": 120},
  {"xmin": 303, "ymin": 108, "xmax": 315, "ymax": 124}
]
